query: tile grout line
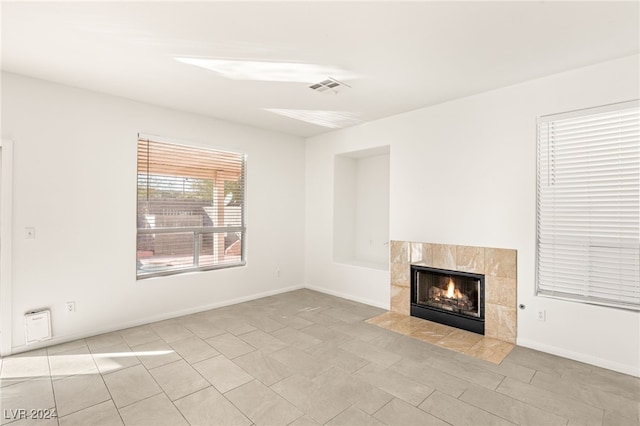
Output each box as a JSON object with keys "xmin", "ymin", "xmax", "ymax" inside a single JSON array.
[
  {"xmin": 494, "ymin": 374, "xmax": 507, "ymax": 391},
  {"xmin": 451, "ymin": 387, "xmax": 518, "ymax": 426},
  {"xmin": 44, "ymin": 347, "xmax": 60, "ymax": 426},
  {"xmin": 130, "ymin": 344, "xmax": 192, "ymax": 426},
  {"xmin": 54, "ymin": 340, "xmax": 121, "ymax": 424},
  {"xmin": 370, "ymin": 397, "xmax": 394, "ymax": 423},
  {"xmin": 456, "ymin": 384, "xmax": 569, "ymax": 426},
  {"xmin": 218, "ymin": 379, "xmax": 263, "ymax": 426}
]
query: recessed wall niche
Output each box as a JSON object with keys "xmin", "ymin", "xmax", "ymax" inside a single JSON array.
[{"xmin": 333, "ymin": 146, "xmax": 390, "ymax": 270}]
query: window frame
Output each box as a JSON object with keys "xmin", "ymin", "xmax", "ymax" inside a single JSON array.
[
  {"xmin": 136, "ymin": 134, "xmax": 247, "ymax": 280},
  {"xmin": 535, "ymin": 100, "xmax": 640, "ymax": 310}
]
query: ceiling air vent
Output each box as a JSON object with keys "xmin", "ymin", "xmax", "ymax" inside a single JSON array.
[{"xmin": 309, "ymin": 77, "xmax": 350, "ymax": 94}]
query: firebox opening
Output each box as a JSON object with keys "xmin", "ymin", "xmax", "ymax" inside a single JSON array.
[
  {"xmin": 418, "ymin": 273, "xmax": 480, "ymax": 318},
  {"xmin": 411, "ymin": 265, "xmax": 485, "ymax": 335}
]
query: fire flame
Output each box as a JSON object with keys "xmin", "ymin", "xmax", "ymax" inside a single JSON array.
[
  {"xmin": 446, "ymin": 278, "xmax": 455, "ymax": 298},
  {"xmin": 446, "ymin": 278, "xmax": 463, "ymax": 299}
]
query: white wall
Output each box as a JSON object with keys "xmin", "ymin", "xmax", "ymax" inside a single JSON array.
[
  {"xmin": 354, "ymin": 153, "xmax": 389, "ymax": 266},
  {"xmin": 305, "ymin": 55, "xmax": 640, "ymax": 376},
  {"xmin": 332, "ymin": 156, "xmax": 357, "ymax": 262},
  {"xmin": 333, "ymin": 148, "xmax": 390, "ymax": 268},
  {"xmin": 1, "ymin": 72, "xmax": 306, "ymax": 352}
]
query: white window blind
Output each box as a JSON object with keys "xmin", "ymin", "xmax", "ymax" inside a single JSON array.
[
  {"xmin": 536, "ymin": 100, "xmax": 640, "ymax": 310},
  {"xmin": 136, "ymin": 136, "xmax": 246, "ymax": 279}
]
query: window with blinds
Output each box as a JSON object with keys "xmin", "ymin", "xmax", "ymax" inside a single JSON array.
[
  {"xmin": 136, "ymin": 136, "xmax": 246, "ymax": 279},
  {"xmin": 536, "ymin": 100, "xmax": 640, "ymax": 310}
]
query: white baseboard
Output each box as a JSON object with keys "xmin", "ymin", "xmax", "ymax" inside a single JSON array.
[
  {"xmin": 517, "ymin": 337, "xmax": 640, "ymax": 378},
  {"xmin": 305, "ymin": 284, "xmax": 389, "ymax": 310},
  {"xmin": 10, "ymin": 284, "xmax": 305, "ymax": 355}
]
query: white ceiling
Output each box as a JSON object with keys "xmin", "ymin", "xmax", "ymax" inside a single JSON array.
[{"xmin": 2, "ymin": 1, "xmax": 639, "ymax": 138}]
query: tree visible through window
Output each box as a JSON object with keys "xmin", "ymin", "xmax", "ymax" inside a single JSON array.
[{"xmin": 136, "ymin": 136, "xmax": 246, "ymax": 279}]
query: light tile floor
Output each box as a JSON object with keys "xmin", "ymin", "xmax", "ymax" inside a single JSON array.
[
  {"xmin": 0, "ymin": 289, "xmax": 638, "ymax": 426},
  {"xmin": 366, "ymin": 311, "xmax": 515, "ymax": 364}
]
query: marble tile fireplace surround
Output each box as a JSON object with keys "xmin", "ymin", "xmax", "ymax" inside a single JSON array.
[{"xmin": 390, "ymin": 241, "xmax": 517, "ymax": 344}]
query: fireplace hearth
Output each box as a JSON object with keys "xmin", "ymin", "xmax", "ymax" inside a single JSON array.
[{"xmin": 411, "ymin": 264, "xmax": 485, "ymax": 335}]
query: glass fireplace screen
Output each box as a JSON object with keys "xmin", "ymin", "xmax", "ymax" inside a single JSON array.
[{"xmin": 416, "ymin": 270, "xmax": 481, "ymax": 318}]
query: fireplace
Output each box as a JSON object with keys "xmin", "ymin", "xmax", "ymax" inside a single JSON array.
[{"xmin": 410, "ymin": 264, "xmax": 485, "ymax": 335}]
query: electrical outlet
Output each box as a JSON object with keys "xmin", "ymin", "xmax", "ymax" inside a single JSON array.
[
  {"xmin": 65, "ymin": 302, "xmax": 75, "ymax": 313},
  {"xmin": 537, "ymin": 309, "xmax": 546, "ymax": 322}
]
